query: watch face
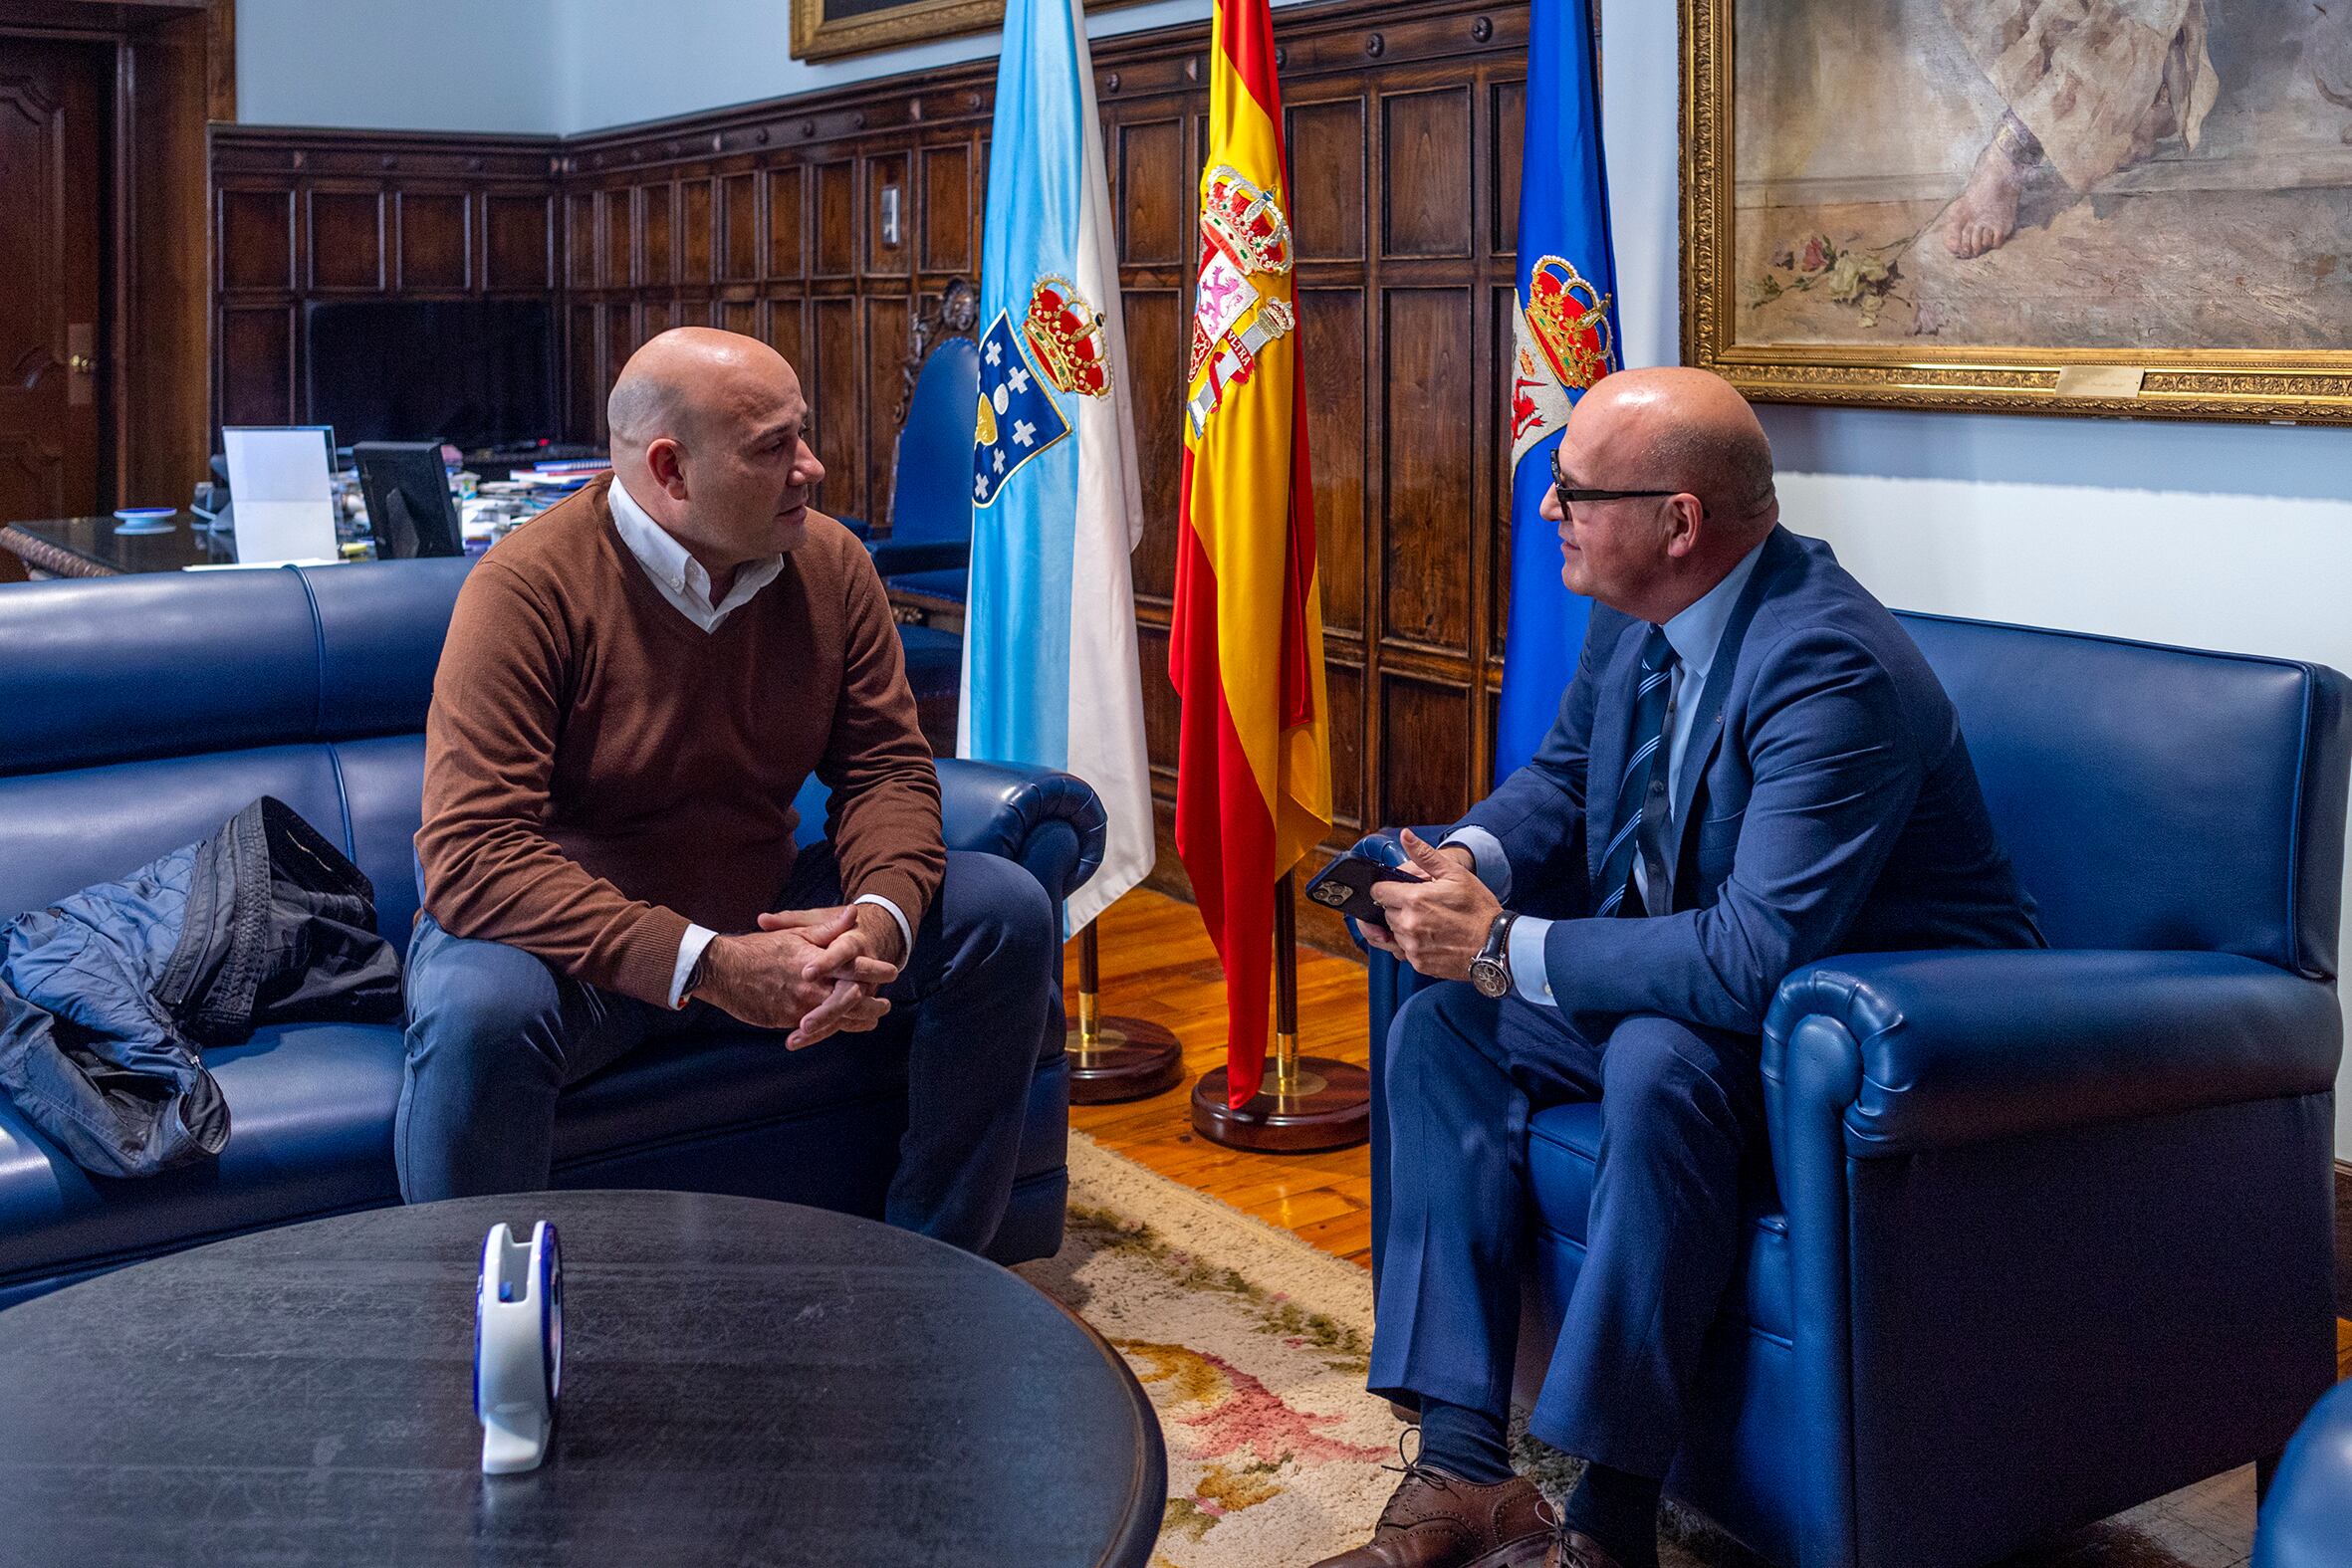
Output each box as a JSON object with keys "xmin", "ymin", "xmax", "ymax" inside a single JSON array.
[{"xmin": 1470, "ymin": 958, "xmax": 1510, "ymax": 999}]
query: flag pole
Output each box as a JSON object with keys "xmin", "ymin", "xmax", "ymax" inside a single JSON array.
[
  {"xmin": 1064, "ymin": 920, "xmax": 1184, "ymax": 1102},
  {"xmin": 1191, "ymin": 871, "xmax": 1369, "ymax": 1152}
]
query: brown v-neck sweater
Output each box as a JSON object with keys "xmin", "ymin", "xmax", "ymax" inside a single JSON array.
[{"xmin": 416, "ymin": 474, "xmax": 942, "ymax": 1006}]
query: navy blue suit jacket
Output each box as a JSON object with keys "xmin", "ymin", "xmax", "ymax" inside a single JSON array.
[{"xmin": 1455, "ymin": 526, "xmax": 2043, "ymax": 1036}]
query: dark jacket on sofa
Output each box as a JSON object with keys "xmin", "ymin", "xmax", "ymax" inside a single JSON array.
[{"xmin": 0, "ymin": 797, "xmax": 401, "ymax": 1178}]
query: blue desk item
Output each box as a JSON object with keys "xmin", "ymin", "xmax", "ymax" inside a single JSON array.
[
  {"xmin": 1357, "ymin": 609, "xmax": 2349, "ymax": 1568},
  {"xmin": 2255, "ymin": 1378, "xmax": 2352, "ymax": 1568},
  {"xmin": 475, "ymin": 1220, "xmax": 562, "ymax": 1474},
  {"xmin": 111, "ymin": 508, "xmax": 176, "ymax": 536},
  {"xmin": 0, "ymin": 560, "xmax": 1108, "ymax": 1308}
]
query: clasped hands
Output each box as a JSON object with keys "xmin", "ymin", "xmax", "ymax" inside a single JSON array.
[
  {"xmin": 1359, "ymin": 828, "xmax": 1502, "ymax": 983},
  {"xmin": 698, "ymin": 903, "xmax": 904, "ymax": 1049}
]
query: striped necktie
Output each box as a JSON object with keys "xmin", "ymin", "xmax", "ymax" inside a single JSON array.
[{"xmin": 1595, "ymin": 627, "xmax": 1677, "ymax": 918}]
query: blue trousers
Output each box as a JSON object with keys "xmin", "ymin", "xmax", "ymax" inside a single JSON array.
[
  {"xmin": 394, "ymin": 844, "xmax": 1055, "ymax": 1254},
  {"xmin": 1368, "ymin": 982, "xmax": 1764, "ymax": 1478}
]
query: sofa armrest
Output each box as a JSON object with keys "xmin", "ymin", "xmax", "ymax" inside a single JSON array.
[
  {"xmin": 1764, "ymin": 949, "xmax": 2343, "ymax": 1160},
  {"xmin": 868, "ymin": 540, "xmax": 970, "ymax": 578},
  {"xmin": 937, "ymin": 759, "xmax": 1106, "ymax": 906}
]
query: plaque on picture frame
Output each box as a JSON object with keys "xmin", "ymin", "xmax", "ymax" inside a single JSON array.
[
  {"xmin": 1682, "ymin": 0, "xmax": 2352, "ymax": 424},
  {"xmin": 792, "ymin": 0, "xmax": 1147, "ymax": 64}
]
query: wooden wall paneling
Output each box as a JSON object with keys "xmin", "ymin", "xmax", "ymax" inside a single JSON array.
[
  {"xmin": 810, "ymin": 295, "xmax": 862, "ymax": 520},
  {"xmin": 570, "ymin": 303, "xmax": 601, "ymax": 441},
  {"xmin": 814, "ymin": 160, "xmax": 856, "ymax": 277},
  {"xmin": 864, "ymin": 293, "xmax": 909, "ymax": 518},
  {"xmin": 721, "ymin": 298, "xmax": 764, "ymax": 339},
  {"xmin": 599, "ymin": 185, "xmax": 634, "ymax": 289},
  {"xmin": 641, "ymin": 300, "xmax": 672, "ymax": 340},
  {"xmin": 1379, "ymin": 288, "xmax": 1474, "ymax": 653},
  {"xmin": 680, "ymin": 176, "xmax": 714, "ymax": 284},
  {"xmin": 1136, "ymin": 622, "xmax": 1178, "ymax": 788},
  {"xmin": 1488, "ymin": 279, "xmax": 1518, "ymax": 663},
  {"xmin": 768, "ymin": 164, "xmax": 805, "ymax": 281},
  {"xmin": 217, "ymin": 305, "xmax": 292, "ymax": 426},
  {"xmin": 1491, "ymin": 76, "xmax": 1525, "ymax": 257},
  {"xmin": 641, "ymin": 181, "xmax": 675, "ymax": 288},
  {"xmin": 1299, "ymin": 286, "xmax": 1366, "ymax": 638},
  {"xmin": 863, "ymin": 150, "xmax": 910, "ymax": 277},
  {"xmin": 1380, "ymin": 670, "xmax": 1473, "ymax": 828},
  {"xmin": 605, "ymin": 300, "xmax": 636, "ymax": 392},
  {"xmin": 1287, "ymin": 96, "xmax": 1366, "ymax": 263},
  {"xmin": 1116, "ymin": 117, "xmax": 1186, "ymax": 267},
  {"xmin": 566, "ymin": 191, "xmax": 596, "ymax": 291},
  {"xmin": 1380, "ymin": 85, "xmax": 1474, "ymax": 259},
  {"xmin": 1326, "ymin": 656, "xmax": 1365, "ymax": 830},
  {"xmin": 768, "ymin": 294, "xmax": 807, "ymax": 378},
  {"xmin": 1121, "ymin": 287, "xmax": 1184, "ymax": 607},
  {"xmin": 486, "ymin": 193, "xmax": 552, "ymax": 292},
  {"xmin": 396, "ymin": 190, "xmax": 470, "ymax": 292},
  {"xmin": 217, "ymin": 186, "xmax": 294, "ymax": 292},
  {"xmin": 721, "ymin": 171, "xmax": 760, "ymax": 283},
  {"xmin": 919, "ymin": 141, "xmax": 972, "ymax": 277},
  {"xmin": 309, "ymin": 186, "xmax": 385, "ymax": 291}
]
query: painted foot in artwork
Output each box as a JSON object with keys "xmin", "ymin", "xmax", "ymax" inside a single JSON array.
[{"xmin": 1942, "ymin": 115, "xmax": 2035, "ymax": 259}]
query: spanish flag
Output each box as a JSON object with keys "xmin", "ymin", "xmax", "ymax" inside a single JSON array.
[{"xmin": 1170, "ymin": 0, "xmax": 1332, "ymax": 1109}]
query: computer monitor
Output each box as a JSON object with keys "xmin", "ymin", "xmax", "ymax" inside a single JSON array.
[{"xmin": 354, "ymin": 442, "xmax": 463, "ymax": 560}]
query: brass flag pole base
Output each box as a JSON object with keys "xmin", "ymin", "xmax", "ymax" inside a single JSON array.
[
  {"xmin": 1064, "ymin": 923, "xmax": 1184, "ymax": 1103},
  {"xmin": 1190, "ymin": 869, "xmax": 1370, "ymax": 1154}
]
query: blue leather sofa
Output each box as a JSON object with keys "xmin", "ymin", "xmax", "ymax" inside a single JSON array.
[
  {"xmin": 0, "ymin": 559, "xmax": 1103, "ymax": 1310},
  {"xmin": 1358, "ymin": 612, "xmax": 2350, "ymax": 1568},
  {"xmin": 2255, "ymin": 1376, "xmax": 2352, "ymax": 1568}
]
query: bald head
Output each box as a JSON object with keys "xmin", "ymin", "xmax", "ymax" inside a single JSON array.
[
  {"xmin": 604, "ymin": 327, "xmax": 826, "ymax": 579},
  {"xmin": 607, "ymin": 327, "xmax": 797, "ymax": 456},
  {"xmin": 1579, "ymin": 366, "xmax": 1776, "ymax": 535}
]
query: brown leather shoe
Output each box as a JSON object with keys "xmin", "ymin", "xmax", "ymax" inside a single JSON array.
[
  {"xmin": 1309, "ymin": 1457, "xmax": 1550, "ymax": 1568},
  {"xmin": 1541, "ymin": 1525, "xmax": 1627, "ymax": 1568}
]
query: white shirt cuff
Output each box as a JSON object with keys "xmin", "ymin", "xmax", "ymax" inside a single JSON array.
[
  {"xmin": 1442, "ymin": 826, "xmax": 1513, "ymax": 903},
  {"xmin": 853, "ymin": 893, "xmax": 913, "ymax": 962},
  {"xmin": 1510, "ymin": 916, "xmax": 1556, "ymax": 1008},
  {"xmin": 671, "ymin": 924, "xmax": 718, "ymax": 1009}
]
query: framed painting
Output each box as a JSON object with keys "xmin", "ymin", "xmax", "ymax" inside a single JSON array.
[
  {"xmin": 792, "ymin": 0, "xmax": 1145, "ymax": 63},
  {"xmin": 1682, "ymin": 0, "xmax": 2352, "ymax": 423}
]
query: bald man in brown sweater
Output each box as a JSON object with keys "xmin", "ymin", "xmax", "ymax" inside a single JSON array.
[{"xmin": 397, "ymin": 328, "xmax": 1055, "ymax": 1254}]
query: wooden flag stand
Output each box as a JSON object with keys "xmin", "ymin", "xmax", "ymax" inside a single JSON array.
[
  {"xmin": 1190, "ymin": 871, "xmax": 1370, "ymax": 1152},
  {"xmin": 1064, "ymin": 923, "xmax": 1185, "ymax": 1103}
]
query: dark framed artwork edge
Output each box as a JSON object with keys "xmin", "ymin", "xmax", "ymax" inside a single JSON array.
[
  {"xmin": 1676, "ymin": 0, "xmax": 2352, "ymax": 427},
  {"xmin": 791, "ymin": 0, "xmax": 1157, "ymax": 64}
]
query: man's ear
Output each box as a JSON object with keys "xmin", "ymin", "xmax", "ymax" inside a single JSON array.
[
  {"xmin": 1662, "ymin": 493, "xmax": 1705, "ymax": 560},
  {"xmin": 646, "ymin": 436, "xmax": 690, "ymax": 500}
]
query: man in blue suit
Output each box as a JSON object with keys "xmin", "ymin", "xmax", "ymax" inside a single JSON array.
[{"xmin": 1315, "ymin": 368, "xmax": 2042, "ymax": 1568}]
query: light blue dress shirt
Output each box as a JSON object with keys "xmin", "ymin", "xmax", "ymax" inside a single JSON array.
[{"xmin": 1447, "ymin": 538, "xmax": 1768, "ymax": 1008}]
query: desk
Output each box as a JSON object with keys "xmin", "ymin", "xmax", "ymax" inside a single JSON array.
[
  {"xmin": 0, "ymin": 513, "xmax": 238, "ymax": 576},
  {"xmin": 0, "ymin": 1189, "xmax": 1166, "ymax": 1567}
]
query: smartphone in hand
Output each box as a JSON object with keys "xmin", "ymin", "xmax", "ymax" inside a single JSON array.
[{"xmin": 1302, "ymin": 853, "xmax": 1416, "ymax": 925}]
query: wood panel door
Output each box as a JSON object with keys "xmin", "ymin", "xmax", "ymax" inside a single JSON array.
[{"xmin": 0, "ymin": 37, "xmax": 107, "ymax": 524}]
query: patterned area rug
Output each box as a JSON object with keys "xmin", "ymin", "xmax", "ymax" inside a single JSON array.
[{"xmin": 1016, "ymin": 1133, "xmax": 1397, "ymax": 1566}]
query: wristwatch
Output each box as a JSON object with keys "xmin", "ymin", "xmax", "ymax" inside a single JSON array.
[{"xmin": 1469, "ymin": 911, "xmax": 1518, "ymax": 999}]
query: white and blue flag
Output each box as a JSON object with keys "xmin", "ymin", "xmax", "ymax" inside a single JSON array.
[{"xmin": 960, "ymin": 0, "xmax": 1151, "ymax": 936}]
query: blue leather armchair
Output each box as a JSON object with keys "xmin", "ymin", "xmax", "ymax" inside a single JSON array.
[
  {"xmin": 844, "ymin": 332, "xmax": 981, "ymax": 608},
  {"xmin": 1358, "ymin": 612, "xmax": 2349, "ymax": 1568},
  {"xmin": 0, "ymin": 559, "xmax": 1104, "ymax": 1310}
]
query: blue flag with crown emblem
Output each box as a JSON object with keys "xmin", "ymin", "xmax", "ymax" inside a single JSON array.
[
  {"xmin": 962, "ymin": 0, "xmax": 1154, "ymax": 936},
  {"xmin": 1496, "ymin": 0, "xmax": 1623, "ymax": 783}
]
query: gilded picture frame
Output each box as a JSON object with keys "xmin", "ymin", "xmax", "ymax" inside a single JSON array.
[
  {"xmin": 792, "ymin": 0, "xmax": 1146, "ymax": 64},
  {"xmin": 1681, "ymin": 0, "xmax": 2352, "ymax": 425}
]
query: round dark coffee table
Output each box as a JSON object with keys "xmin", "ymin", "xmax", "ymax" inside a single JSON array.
[{"xmin": 0, "ymin": 1191, "xmax": 1165, "ymax": 1566}]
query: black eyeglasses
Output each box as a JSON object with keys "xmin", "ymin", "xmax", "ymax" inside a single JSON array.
[{"xmin": 1550, "ymin": 458, "xmax": 1683, "ymax": 512}]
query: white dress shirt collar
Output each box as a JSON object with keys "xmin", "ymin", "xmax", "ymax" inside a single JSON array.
[{"xmin": 606, "ymin": 472, "xmax": 785, "ymax": 633}]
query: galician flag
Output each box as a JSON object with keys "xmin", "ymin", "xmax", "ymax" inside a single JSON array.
[
  {"xmin": 1170, "ymin": 0, "xmax": 1332, "ymax": 1108},
  {"xmin": 1496, "ymin": 0, "xmax": 1622, "ymax": 782},
  {"xmin": 962, "ymin": 0, "xmax": 1152, "ymax": 936}
]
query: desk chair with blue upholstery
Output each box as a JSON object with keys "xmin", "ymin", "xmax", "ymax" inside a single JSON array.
[{"xmin": 1356, "ymin": 612, "xmax": 2350, "ymax": 1568}]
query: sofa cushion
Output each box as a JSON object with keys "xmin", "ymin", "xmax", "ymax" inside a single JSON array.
[
  {"xmin": 332, "ymin": 735, "xmax": 428, "ymax": 941},
  {"xmin": 0, "ymin": 747, "xmax": 351, "ymax": 932},
  {"xmin": 0, "ymin": 1020, "xmax": 407, "ymax": 1289},
  {"xmin": 1526, "ymin": 1100, "xmax": 1792, "ymax": 1345}
]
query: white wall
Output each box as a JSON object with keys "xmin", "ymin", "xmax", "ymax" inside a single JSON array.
[
  {"xmin": 235, "ymin": 0, "xmax": 563, "ymax": 135},
  {"xmin": 1600, "ymin": 0, "xmax": 2352, "ymax": 1157},
  {"xmin": 555, "ymin": 0, "xmax": 1317, "ymax": 136}
]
